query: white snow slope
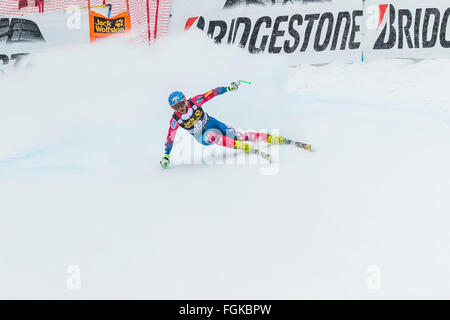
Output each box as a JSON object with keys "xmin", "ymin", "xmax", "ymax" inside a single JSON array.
[{"xmin": 1, "ymin": 32, "xmax": 450, "ymax": 299}]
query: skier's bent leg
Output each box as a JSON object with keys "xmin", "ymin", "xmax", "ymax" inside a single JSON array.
[
  {"xmin": 242, "ymin": 132, "xmax": 268, "ymax": 142},
  {"xmin": 208, "ymin": 117, "xmax": 284, "ymax": 144},
  {"xmin": 205, "ymin": 130, "xmax": 252, "ymax": 153},
  {"xmin": 243, "ymin": 132, "xmax": 287, "ymax": 145},
  {"xmin": 206, "ymin": 131, "xmax": 235, "ymax": 149}
]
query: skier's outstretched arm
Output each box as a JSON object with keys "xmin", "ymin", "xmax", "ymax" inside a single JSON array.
[
  {"xmin": 161, "ymin": 117, "xmax": 180, "ymax": 168},
  {"xmin": 191, "ymin": 82, "xmax": 240, "ymax": 107}
]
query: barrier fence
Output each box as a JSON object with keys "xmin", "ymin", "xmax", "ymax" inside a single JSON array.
[
  {"xmin": 0, "ymin": 0, "xmax": 171, "ymax": 43},
  {"xmin": 1, "ymin": 0, "xmax": 450, "ymax": 62}
]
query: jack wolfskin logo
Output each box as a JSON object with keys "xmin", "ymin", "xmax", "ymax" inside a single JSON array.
[
  {"xmin": 0, "ymin": 18, "xmax": 45, "ymax": 44},
  {"xmin": 374, "ymin": 4, "xmax": 450, "ymax": 49}
]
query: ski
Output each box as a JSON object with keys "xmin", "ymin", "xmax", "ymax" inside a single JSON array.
[
  {"xmin": 253, "ymin": 149, "xmax": 272, "ymax": 162},
  {"xmin": 284, "ymin": 139, "xmax": 312, "ymax": 151}
]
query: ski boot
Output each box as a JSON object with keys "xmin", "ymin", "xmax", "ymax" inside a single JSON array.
[{"xmin": 267, "ymin": 134, "xmax": 286, "ymax": 145}]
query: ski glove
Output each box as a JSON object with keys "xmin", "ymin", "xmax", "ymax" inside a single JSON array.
[
  {"xmin": 227, "ymin": 82, "xmax": 239, "ymax": 92},
  {"xmin": 160, "ymin": 155, "xmax": 170, "ymax": 169}
]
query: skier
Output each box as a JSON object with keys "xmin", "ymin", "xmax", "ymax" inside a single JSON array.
[{"xmin": 160, "ymin": 81, "xmax": 310, "ymax": 168}]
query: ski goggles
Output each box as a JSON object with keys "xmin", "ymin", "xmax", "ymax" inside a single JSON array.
[{"xmin": 171, "ymin": 99, "xmax": 187, "ymax": 111}]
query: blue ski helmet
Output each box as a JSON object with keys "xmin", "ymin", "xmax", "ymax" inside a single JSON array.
[{"xmin": 168, "ymin": 91, "xmax": 186, "ymax": 107}]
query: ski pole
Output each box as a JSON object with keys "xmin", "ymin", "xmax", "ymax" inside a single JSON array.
[{"xmin": 238, "ymin": 80, "xmax": 252, "ymax": 85}]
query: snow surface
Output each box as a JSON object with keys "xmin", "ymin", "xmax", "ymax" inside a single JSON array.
[{"xmin": 1, "ymin": 32, "xmax": 450, "ymax": 299}]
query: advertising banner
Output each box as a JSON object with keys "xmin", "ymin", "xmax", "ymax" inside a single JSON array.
[
  {"xmin": 363, "ymin": 0, "xmax": 450, "ymax": 60},
  {"xmin": 169, "ymin": 0, "xmax": 364, "ymax": 64},
  {"xmin": 0, "ymin": 9, "xmax": 90, "ymax": 72}
]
